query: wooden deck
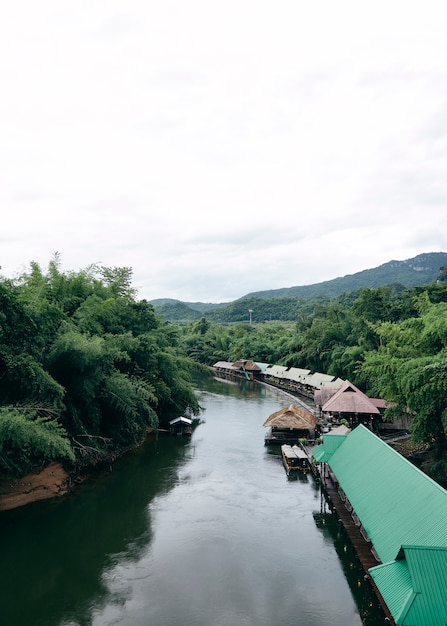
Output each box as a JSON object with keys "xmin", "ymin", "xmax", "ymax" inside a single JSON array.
[
  {"xmin": 322, "ymin": 474, "xmax": 378, "ymax": 571},
  {"xmin": 320, "ymin": 470, "xmax": 394, "ymax": 624}
]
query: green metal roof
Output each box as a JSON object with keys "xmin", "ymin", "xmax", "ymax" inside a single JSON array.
[
  {"xmin": 370, "ymin": 546, "xmax": 447, "ymax": 626},
  {"xmin": 327, "ymin": 424, "xmax": 447, "ymax": 564},
  {"xmin": 312, "ymin": 434, "xmax": 347, "ymax": 463},
  {"xmin": 368, "ymin": 559, "xmax": 413, "ymax": 623},
  {"xmin": 317, "ymin": 425, "xmax": 447, "ymax": 626},
  {"xmin": 254, "ymin": 362, "xmax": 270, "ymax": 373}
]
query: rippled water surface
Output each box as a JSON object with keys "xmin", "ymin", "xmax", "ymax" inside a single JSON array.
[{"xmin": 0, "ymin": 377, "xmax": 384, "ymax": 625}]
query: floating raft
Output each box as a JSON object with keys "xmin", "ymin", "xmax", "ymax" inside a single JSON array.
[{"xmin": 281, "ymin": 444, "xmax": 311, "ymax": 476}]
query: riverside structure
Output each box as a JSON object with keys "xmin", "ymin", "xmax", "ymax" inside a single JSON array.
[{"xmin": 313, "ymin": 425, "xmax": 447, "ymax": 626}]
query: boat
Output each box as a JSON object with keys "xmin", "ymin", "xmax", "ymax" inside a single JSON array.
[
  {"xmin": 281, "ymin": 444, "xmax": 311, "ymax": 476},
  {"xmin": 169, "ymin": 416, "xmax": 193, "ymax": 437}
]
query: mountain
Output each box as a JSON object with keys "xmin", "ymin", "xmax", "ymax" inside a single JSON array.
[
  {"xmin": 150, "ymin": 252, "xmax": 447, "ymax": 322},
  {"xmin": 244, "ymin": 252, "xmax": 447, "ymax": 300}
]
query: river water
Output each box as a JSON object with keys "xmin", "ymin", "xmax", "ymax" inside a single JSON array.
[{"xmin": 0, "ymin": 376, "xmax": 385, "ymax": 626}]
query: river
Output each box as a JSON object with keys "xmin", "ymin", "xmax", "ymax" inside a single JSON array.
[{"xmin": 0, "ymin": 376, "xmax": 385, "ymax": 626}]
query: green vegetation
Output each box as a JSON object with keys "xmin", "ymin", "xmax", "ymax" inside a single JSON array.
[
  {"xmin": 180, "ymin": 279, "xmax": 447, "ymax": 485},
  {"xmin": 152, "ymin": 252, "xmax": 447, "ymax": 323},
  {"xmin": 0, "ymin": 256, "xmax": 199, "ymax": 478},
  {"xmin": 3, "ymin": 253, "xmax": 447, "ymax": 485}
]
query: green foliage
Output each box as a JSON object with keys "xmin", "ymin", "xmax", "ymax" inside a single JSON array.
[
  {"xmin": 152, "ymin": 252, "xmax": 447, "ymax": 323},
  {"xmin": 182, "ymin": 277, "xmax": 447, "ymax": 474},
  {"xmin": 0, "ymin": 408, "xmax": 74, "ymax": 477},
  {"xmin": 0, "ymin": 257, "xmax": 200, "ymax": 477},
  {"xmin": 359, "ymin": 300, "xmax": 447, "ymax": 459},
  {"xmin": 3, "ymin": 252, "xmax": 447, "ymax": 481},
  {"xmin": 436, "ymin": 264, "xmax": 447, "ymax": 283}
]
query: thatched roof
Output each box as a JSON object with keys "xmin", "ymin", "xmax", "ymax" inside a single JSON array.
[{"xmin": 263, "ymin": 404, "xmax": 316, "ymax": 429}]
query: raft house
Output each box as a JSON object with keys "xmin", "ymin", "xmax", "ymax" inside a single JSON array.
[
  {"xmin": 213, "ymin": 360, "xmax": 347, "ymax": 402},
  {"xmin": 314, "ymin": 379, "xmax": 386, "ymax": 430},
  {"xmin": 263, "ymin": 404, "xmax": 317, "ymax": 446},
  {"xmin": 169, "ymin": 416, "xmax": 193, "ymax": 437},
  {"xmin": 312, "ymin": 424, "xmax": 447, "ymax": 626},
  {"xmin": 213, "ymin": 360, "xmax": 269, "ymax": 381}
]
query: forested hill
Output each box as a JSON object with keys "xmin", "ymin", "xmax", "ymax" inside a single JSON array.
[
  {"xmin": 151, "ymin": 252, "xmax": 447, "ymax": 322},
  {"xmin": 245, "ymin": 252, "xmax": 447, "ymax": 299}
]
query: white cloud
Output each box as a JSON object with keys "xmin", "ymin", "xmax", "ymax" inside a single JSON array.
[{"xmin": 1, "ymin": 1, "xmax": 447, "ymax": 301}]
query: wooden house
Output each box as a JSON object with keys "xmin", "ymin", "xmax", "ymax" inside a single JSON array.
[
  {"xmin": 169, "ymin": 416, "xmax": 193, "ymax": 437},
  {"xmin": 320, "ymin": 379, "xmax": 382, "ymax": 428}
]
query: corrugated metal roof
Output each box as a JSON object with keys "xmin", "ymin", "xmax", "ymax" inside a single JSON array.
[
  {"xmin": 307, "ymin": 372, "xmax": 336, "ymax": 388},
  {"xmin": 402, "ymin": 546, "xmax": 447, "ymax": 626},
  {"xmin": 264, "ymin": 365, "xmax": 288, "ymax": 378},
  {"xmin": 255, "ymin": 362, "xmax": 270, "ymax": 373},
  {"xmin": 282, "ymin": 367, "xmax": 311, "ymax": 382},
  {"xmin": 312, "ymin": 433, "xmax": 347, "ymax": 463},
  {"xmin": 317, "ymin": 424, "xmax": 447, "ymax": 626},
  {"xmin": 369, "ymin": 559, "xmax": 413, "ymax": 622},
  {"xmin": 328, "ymin": 425, "xmax": 447, "ymax": 564},
  {"xmin": 370, "ymin": 546, "xmax": 447, "ymax": 626}
]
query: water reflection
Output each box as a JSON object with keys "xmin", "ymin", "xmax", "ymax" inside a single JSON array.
[
  {"xmin": 313, "ymin": 510, "xmax": 385, "ymax": 626},
  {"xmin": 0, "ymin": 377, "xmax": 385, "ymax": 626},
  {"xmin": 0, "ymin": 437, "xmax": 190, "ymax": 626}
]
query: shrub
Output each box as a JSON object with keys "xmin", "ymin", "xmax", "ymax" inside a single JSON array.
[{"xmin": 0, "ymin": 408, "xmax": 74, "ymax": 477}]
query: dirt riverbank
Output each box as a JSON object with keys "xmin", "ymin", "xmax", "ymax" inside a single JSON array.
[
  {"xmin": 0, "ymin": 428, "xmax": 157, "ymax": 512},
  {"xmin": 0, "ymin": 463, "xmax": 71, "ymax": 512}
]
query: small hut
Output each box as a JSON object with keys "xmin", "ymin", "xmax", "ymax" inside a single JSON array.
[
  {"xmin": 263, "ymin": 404, "xmax": 316, "ymax": 445},
  {"xmin": 169, "ymin": 416, "xmax": 193, "ymax": 437}
]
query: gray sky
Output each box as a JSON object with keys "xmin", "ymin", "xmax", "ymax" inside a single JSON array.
[{"xmin": 1, "ymin": 1, "xmax": 446, "ymax": 302}]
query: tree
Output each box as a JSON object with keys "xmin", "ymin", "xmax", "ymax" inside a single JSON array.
[
  {"xmin": 0, "ymin": 408, "xmax": 74, "ymax": 477},
  {"xmin": 0, "ymin": 257, "xmax": 201, "ymax": 476}
]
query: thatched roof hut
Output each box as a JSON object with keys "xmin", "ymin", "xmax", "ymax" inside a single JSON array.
[{"xmin": 263, "ymin": 404, "xmax": 316, "ymax": 430}]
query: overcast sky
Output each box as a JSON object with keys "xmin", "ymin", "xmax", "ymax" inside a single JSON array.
[{"xmin": 1, "ymin": 1, "xmax": 446, "ymax": 302}]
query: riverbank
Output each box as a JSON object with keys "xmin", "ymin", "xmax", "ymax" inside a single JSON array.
[
  {"xmin": 0, "ymin": 427, "xmax": 157, "ymax": 512},
  {"xmin": 0, "ymin": 462, "xmax": 70, "ymax": 511}
]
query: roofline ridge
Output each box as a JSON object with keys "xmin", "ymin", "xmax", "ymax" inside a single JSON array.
[{"xmin": 356, "ymin": 424, "xmax": 447, "ymax": 495}]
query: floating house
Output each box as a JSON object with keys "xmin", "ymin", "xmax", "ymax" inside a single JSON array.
[
  {"xmin": 232, "ymin": 360, "xmax": 266, "ymax": 380},
  {"xmin": 262, "ymin": 365, "xmax": 343, "ymax": 397},
  {"xmin": 169, "ymin": 416, "xmax": 193, "ymax": 437},
  {"xmin": 212, "ymin": 360, "xmax": 268, "ymax": 381},
  {"xmin": 263, "ymin": 404, "xmax": 316, "ymax": 445},
  {"xmin": 213, "ymin": 361, "xmax": 241, "ymax": 379},
  {"xmin": 316, "ymin": 379, "xmax": 383, "ymax": 428},
  {"xmin": 313, "ymin": 424, "xmax": 447, "ymax": 626}
]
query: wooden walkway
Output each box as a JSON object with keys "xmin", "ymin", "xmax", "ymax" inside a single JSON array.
[
  {"xmin": 322, "ymin": 474, "xmax": 378, "ymax": 571},
  {"xmin": 320, "ymin": 471, "xmax": 394, "ymax": 624}
]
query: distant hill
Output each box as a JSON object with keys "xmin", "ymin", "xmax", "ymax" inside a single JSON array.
[
  {"xmin": 244, "ymin": 252, "xmax": 447, "ymax": 300},
  {"xmin": 149, "ymin": 299, "xmax": 226, "ymax": 323},
  {"xmin": 151, "ymin": 252, "xmax": 447, "ymax": 322}
]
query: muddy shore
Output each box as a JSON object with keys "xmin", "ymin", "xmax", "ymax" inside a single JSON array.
[
  {"xmin": 0, "ymin": 462, "xmax": 71, "ymax": 512},
  {"xmin": 0, "ymin": 427, "xmax": 157, "ymax": 512}
]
